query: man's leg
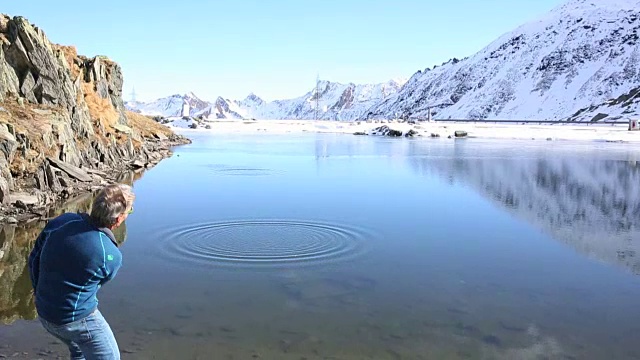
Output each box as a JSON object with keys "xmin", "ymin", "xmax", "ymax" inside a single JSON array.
[
  {"xmin": 39, "ymin": 318, "xmax": 85, "ymax": 360},
  {"xmin": 75, "ymin": 310, "xmax": 120, "ymax": 360}
]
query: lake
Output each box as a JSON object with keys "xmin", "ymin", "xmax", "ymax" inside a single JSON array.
[{"xmin": 1, "ymin": 133, "xmax": 640, "ymax": 359}]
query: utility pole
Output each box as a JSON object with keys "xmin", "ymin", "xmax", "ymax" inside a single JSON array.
[{"xmin": 130, "ymin": 87, "xmax": 137, "ymax": 103}]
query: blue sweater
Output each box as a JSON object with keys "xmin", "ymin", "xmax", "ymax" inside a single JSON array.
[{"xmin": 28, "ymin": 212, "xmax": 123, "ymax": 325}]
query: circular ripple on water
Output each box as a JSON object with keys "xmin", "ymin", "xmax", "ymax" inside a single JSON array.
[
  {"xmin": 153, "ymin": 220, "xmax": 370, "ymax": 267},
  {"xmin": 204, "ymin": 164, "xmax": 282, "ymax": 176}
]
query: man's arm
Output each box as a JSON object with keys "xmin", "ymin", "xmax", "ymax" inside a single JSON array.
[{"xmin": 99, "ymin": 248, "xmax": 122, "ymax": 286}]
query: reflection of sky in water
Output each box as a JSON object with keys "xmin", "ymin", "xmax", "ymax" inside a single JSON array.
[{"xmin": 1, "ymin": 134, "xmax": 640, "ymax": 359}]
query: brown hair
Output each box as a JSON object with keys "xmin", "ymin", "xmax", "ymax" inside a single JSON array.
[{"xmin": 90, "ymin": 184, "xmax": 135, "ymax": 228}]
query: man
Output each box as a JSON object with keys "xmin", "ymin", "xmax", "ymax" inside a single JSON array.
[{"xmin": 29, "ymin": 184, "xmax": 135, "ymax": 360}]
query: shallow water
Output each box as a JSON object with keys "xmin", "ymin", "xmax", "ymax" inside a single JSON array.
[{"xmin": 1, "ymin": 133, "xmax": 640, "ymax": 359}]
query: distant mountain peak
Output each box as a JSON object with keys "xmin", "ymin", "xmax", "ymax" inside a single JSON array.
[{"xmin": 242, "ymin": 92, "xmax": 264, "ymax": 105}]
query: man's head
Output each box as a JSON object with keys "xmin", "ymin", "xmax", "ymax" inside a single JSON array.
[{"xmin": 90, "ymin": 184, "xmax": 135, "ymax": 229}]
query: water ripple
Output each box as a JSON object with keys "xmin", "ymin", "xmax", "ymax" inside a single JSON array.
[
  {"xmin": 152, "ymin": 220, "xmax": 371, "ymax": 267},
  {"xmin": 203, "ymin": 164, "xmax": 282, "ymax": 176}
]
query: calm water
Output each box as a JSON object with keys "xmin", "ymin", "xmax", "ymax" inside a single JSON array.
[{"xmin": 1, "ymin": 133, "xmax": 640, "ymax": 359}]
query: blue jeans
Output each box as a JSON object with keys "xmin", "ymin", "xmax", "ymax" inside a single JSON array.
[{"xmin": 39, "ymin": 309, "xmax": 120, "ymax": 360}]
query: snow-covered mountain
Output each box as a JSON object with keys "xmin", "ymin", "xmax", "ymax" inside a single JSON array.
[
  {"xmin": 194, "ymin": 96, "xmax": 247, "ymax": 119},
  {"xmin": 125, "ymin": 92, "xmax": 210, "ymax": 117},
  {"xmin": 247, "ymin": 79, "xmax": 407, "ymax": 120},
  {"xmin": 126, "ymin": 79, "xmax": 407, "ymax": 120},
  {"xmin": 367, "ymin": 0, "xmax": 640, "ymax": 122}
]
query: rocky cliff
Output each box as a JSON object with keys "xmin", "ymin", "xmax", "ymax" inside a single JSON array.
[{"xmin": 0, "ymin": 15, "xmax": 189, "ymax": 223}]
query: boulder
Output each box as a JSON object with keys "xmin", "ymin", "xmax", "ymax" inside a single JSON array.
[
  {"xmin": 454, "ymin": 131, "xmax": 468, "ymax": 138},
  {"xmin": 47, "ymin": 157, "xmax": 92, "ymax": 182},
  {"xmin": 353, "ymin": 131, "xmax": 367, "ymax": 135},
  {"xmin": 405, "ymin": 129, "xmax": 419, "ymax": 137}
]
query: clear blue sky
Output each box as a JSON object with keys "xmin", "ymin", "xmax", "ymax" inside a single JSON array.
[{"xmin": 5, "ymin": 0, "xmax": 564, "ymax": 102}]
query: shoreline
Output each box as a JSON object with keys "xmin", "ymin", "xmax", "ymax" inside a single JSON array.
[
  {"xmin": 168, "ymin": 119, "xmax": 640, "ymax": 144},
  {"xmin": 0, "ymin": 135, "xmax": 191, "ymax": 225}
]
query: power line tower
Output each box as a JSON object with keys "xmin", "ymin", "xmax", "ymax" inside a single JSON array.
[
  {"xmin": 129, "ymin": 87, "xmax": 137, "ymax": 103},
  {"xmin": 315, "ymin": 74, "xmax": 320, "ymax": 121}
]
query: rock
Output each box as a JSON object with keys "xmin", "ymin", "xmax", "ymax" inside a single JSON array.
[
  {"xmin": 6, "ymin": 216, "xmax": 17, "ymax": 224},
  {"xmin": 16, "ymin": 97, "xmax": 24, "ymax": 107},
  {"xmin": 20, "ymin": 71, "xmax": 38, "ymax": 103},
  {"xmin": 481, "ymin": 335, "xmax": 502, "ymax": 347},
  {"xmin": 45, "ymin": 163, "xmax": 62, "ymax": 192},
  {"xmin": 405, "ymin": 129, "xmax": 419, "ymax": 137},
  {"xmin": 47, "ymin": 157, "xmax": 93, "ymax": 182},
  {"xmin": 205, "ymin": 125, "xmax": 211, "ymax": 129},
  {"xmin": 35, "ymin": 168, "xmax": 47, "ymax": 191},
  {"xmin": 9, "ymin": 192, "xmax": 38, "ymax": 206},
  {"xmin": 0, "ymin": 125, "xmax": 17, "ymax": 163},
  {"xmin": 14, "ymin": 200, "xmax": 28, "ymax": 210},
  {"xmin": 430, "ymin": 133, "xmax": 440, "ymax": 138},
  {"xmin": 57, "ymin": 175, "xmax": 70, "ymax": 188},
  {"xmin": 32, "ymin": 108, "xmax": 52, "ymax": 116},
  {"xmin": 353, "ymin": 131, "xmax": 367, "ymax": 135},
  {"xmin": 387, "ymin": 129, "xmax": 403, "ymax": 137},
  {"xmin": 154, "ymin": 132, "xmax": 168, "ymax": 141},
  {"xmin": 84, "ymin": 168, "xmax": 107, "ymax": 177},
  {"xmin": 454, "ymin": 130, "xmax": 468, "ymax": 138},
  {"xmin": 0, "ymin": 176, "xmax": 8, "ymax": 204},
  {"xmin": 113, "ymin": 124, "xmax": 132, "ymax": 135},
  {"xmin": 189, "ymin": 123, "xmax": 198, "ymax": 129},
  {"xmin": 130, "ymin": 160, "xmax": 146, "ymax": 169}
]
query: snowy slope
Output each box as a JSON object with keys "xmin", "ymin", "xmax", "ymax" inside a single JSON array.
[
  {"xmin": 125, "ymin": 92, "xmax": 210, "ymax": 117},
  {"xmin": 366, "ymin": 0, "xmax": 640, "ymax": 122}
]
